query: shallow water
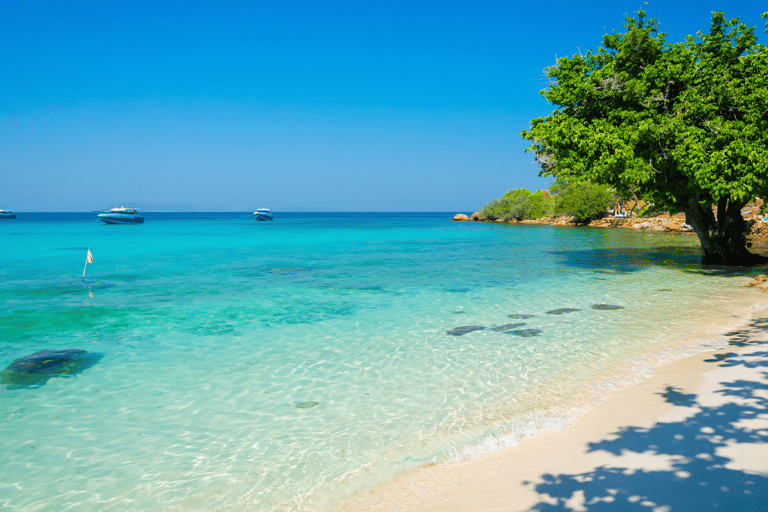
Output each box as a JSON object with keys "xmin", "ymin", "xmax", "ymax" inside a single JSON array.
[{"xmin": 0, "ymin": 213, "xmax": 761, "ymax": 510}]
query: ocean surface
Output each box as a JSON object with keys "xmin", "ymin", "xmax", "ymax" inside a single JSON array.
[{"xmin": 0, "ymin": 212, "xmax": 761, "ymax": 511}]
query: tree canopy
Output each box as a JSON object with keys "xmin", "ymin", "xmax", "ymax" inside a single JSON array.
[{"xmin": 521, "ymin": 10, "xmax": 768, "ymax": 265}]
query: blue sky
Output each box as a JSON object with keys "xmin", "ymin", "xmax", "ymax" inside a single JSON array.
[{"xmin": 2, "ymin": 0, "xmax": 766, "ymax": 211}]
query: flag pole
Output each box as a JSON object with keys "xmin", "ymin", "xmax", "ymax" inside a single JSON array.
[{"xmin": 82, "ymin": 247, "xmax": 92, "ymax": 283}]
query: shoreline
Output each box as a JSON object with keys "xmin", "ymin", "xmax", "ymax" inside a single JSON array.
[
  {"xmin": 453, "ymin": 211, "xmax": 768, "ymax": 239},
  {"xmin": 335, "ymin": 295, "xmax": 768, "ymax": 512}
]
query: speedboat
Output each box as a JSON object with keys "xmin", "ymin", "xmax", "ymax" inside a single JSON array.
[
  {"xmin": 98, "ymin": 207, "xmax": 144, "ymax": 224},
  {"xmin": 254, "ymin": 208, "xmax": 273, "ymax": 221},
  {"xmin": 0, "ymin": 209, "xmax": 16, "ymax": 219}
]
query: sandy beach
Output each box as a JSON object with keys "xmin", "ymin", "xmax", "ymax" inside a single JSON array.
[{"xmin": 337, "ymin": 302, "xmax": 768, "ymax": 512}]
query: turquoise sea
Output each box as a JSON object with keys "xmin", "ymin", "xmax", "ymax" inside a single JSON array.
[{"xmin": 0, "ymin": 213, "xmax": 761, "ymax": 511}]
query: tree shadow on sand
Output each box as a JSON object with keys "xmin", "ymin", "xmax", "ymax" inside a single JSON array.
[{"xmin": 524, "ymin": 350, "xmax": 768, "ymax": 511}]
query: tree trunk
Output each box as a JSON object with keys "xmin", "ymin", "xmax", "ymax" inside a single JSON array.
[{"xmin": 678, "ymin": 194, "xmax": 768, "ymax": 266}]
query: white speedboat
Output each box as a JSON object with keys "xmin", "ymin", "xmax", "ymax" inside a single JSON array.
[
  {"xmin": 254, "ymin": 208, "xmax": 273, "ymax": 221},
  {"xmin": 0, "ymin": 209, "xmax": 16, "ymax": 219},
  {"xmin": 98, "ymin": 207, "xmax": 144, "ymax": 224}
]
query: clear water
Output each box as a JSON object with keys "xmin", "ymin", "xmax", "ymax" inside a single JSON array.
[{"xmin": 0, "ymin": 213, "xmax": 760, "ymax": 510}]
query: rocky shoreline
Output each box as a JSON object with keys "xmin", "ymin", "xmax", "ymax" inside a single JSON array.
[{"xmin": 453, "ymin": 211, "xmax": 768, "ymax": 237}]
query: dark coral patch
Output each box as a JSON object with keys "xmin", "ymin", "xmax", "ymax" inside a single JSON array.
[
  {"xmin": 507, "ymin": 314, "xmax": 535, "ymax": 319},
  {"xmin": 591, "ymin": 304, "xmax": 624, "ymax": 310},
  {"xmin": 489, "ymin": 323, "xmax": 527, "ymax": 332},
  {"xmin": 505, "ymin": 329, "xmax": 542, "ymax": 337},
  {"xmin": 1, "ymin": 349, "xmax": 102, "ymax": 388},
  {"xmin": 447, "ymin": 326, "xmax": 486, "ymax": 336},
  {"xmin": 546, "ymin": 308, "xmax": 582, "ymax": 315}
]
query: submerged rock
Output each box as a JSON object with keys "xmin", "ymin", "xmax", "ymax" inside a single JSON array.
[
  {"xmin": 447, "ymin": 326, "xmax": 486, "ymax": 336},
  {"xmin": 1, "ymin": 349, "xmax": 101, "ymax": 388},
  {"xmin": 294, "ymin": 401, "xmax": 319, "ymax": 409},
  {"xmin": 489, "ymin": 323, "xmax": 527, "ymax": 332},
  {"xmin": 505, "ymin": 329, "xmax": 542, "ymax": 337},
  {"xmin": 591, "ymin": 304, "xmax": 624, "ymax": 310},
  {"xmin": 507, "ymin": 314, "xmax": 536, "ymax": 319},
  {"xmin": 546, "ymin": 308, "xmax": 582, "ymax": 315}
]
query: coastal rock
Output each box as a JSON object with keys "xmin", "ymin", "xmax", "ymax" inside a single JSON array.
[
  {"xmin": 447, "ymin": 326, "xmax": 486, "ymax": 336},
  {"xmin": 1, "ymin": 349, "xmax": 100, "ymax": 388},
  {"xmin": 507, "ymin": 314, "xmax": 536, "ymax": 319},
  {"xmin": 748, "ymin": 220, "xmax": 768, "ymax": 237},
  {"xmin": 470, "ymin": 212, "xmax": 482, "ymax": 221},
  {"xmin": 488, "ymin": 323, "xmax": 526, "ymax": 332},
  {"xmin": 546, "ymin": 308, "xmax": 582, "ymax": 315},
  {"xmin": 453, "ymin": 213, "xmax": 470, "ymax": 221},
  {"xmin": 505, "ymin": 329, "xmax": 542, "ymax": 337},
  {"xmin": 744, "ymin": 275, "xmax": 768, "ymax": 287},
  {"xmin": 591, "ymin": 304, "xmax": 624, "ymax": 310}
]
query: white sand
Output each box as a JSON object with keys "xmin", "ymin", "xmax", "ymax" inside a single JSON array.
[{"xmin": 336, "ymin": 309, "xmax": 768, "ymax": 511}]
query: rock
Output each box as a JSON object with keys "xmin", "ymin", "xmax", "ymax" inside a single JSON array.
[
  {"xmin": 591, "ymin": 304, "xmax": 624, "ymax": 310},
  {"xmin": 453, "ymin": 213, "xmax": 470, "ymax": 221},
  {"xmin": 745, "ymin": 275, "xmax": 768, "ymax": 287},
  {"xmin": 546, "ymin": 308, "xmax": 582, "ymax": 315},
  {"xmin": 507, "ymin": 314, "xmax": 536, "ymax": 319},
  {"xmin": 470, "ymin": 212, "xmax": 483, "ymax": 221},
  {"xmin": 447, "ymin": 326, "xmax": 486, "ymax": 336},
  {"xmin": 488, "ymin": 323, "xmax": 526, "ymax": 332},
  {"xmin": 505, "ymin": 329, "xmax": 542, "ymax": 337},
  {"xmin": 652, "ymin": 225, "xmax": 664, "ymax": 232},
  {"xmin": 1, "ymin": 349, "xmax": 100, "ymax": 388},
  {"xmin": 632, "ymin": 222, "xmax": 651, "ymax": 230},
  {"xmin": 294, "ymin": 401, "xmax": 319, "ymax": 409}
]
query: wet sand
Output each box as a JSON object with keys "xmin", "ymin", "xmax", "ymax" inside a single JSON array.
[{"xmin": 336, "ymin": 304, "xmax": 768, "ymax": 512}]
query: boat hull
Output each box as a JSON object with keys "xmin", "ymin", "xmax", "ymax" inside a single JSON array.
[
  {"xmin": 0, "ymin": 214, "xmax": 16, "ymax": 219},
  {"xmin": 98, "ymin": 214, "xmax": 144, "ymax": 224},
  {"xmin": 255, "ymin": 213, "xmax": 273, "ymax": 221}
]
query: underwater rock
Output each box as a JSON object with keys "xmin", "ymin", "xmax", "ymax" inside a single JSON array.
[
  {"xmin": 505, "ymin": 329, "xmax": 542, "ymax": 337},
  {"xmin": 507, "ymin": 314, "xmax": 536, "ymax": 319},
  {"xmin": 591, "ymin": 304, "xmax": 624, "ymax": 310},
  {"xmin": 546, "ymin": 308, "xmax": 582, "ymax": 315},
  {"xmin": 447, "ymin": 326, "xmax": 486, "ymax": 336},
  {"xmin": 1, "ymin": 349, "xmax": 101, "ymax": 388},
  {"xmin": 294, "ymin": 401, "xmax": 319, "ymax": 409},
  {"xmin": 489, "ymin": 323, "xmax": 527, "ymax": 332}
]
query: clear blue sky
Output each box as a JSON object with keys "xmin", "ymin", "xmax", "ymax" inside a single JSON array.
[{"xmin": 2, "ymin": 0, "xmax": 766, "ymax": 211}]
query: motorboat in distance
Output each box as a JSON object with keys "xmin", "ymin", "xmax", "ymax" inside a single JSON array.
[
  {"xmin": 0, "ymin": 209, "xmax": 16, "ymax": 219},
  {"xmin": 254, "ymin": 208, "xmax": 273, "ymax": 221},
  {"xmin": 98, "ymin": 207, "xmax": 144, "ymax": 224}
]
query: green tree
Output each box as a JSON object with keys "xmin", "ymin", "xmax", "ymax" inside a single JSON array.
[
  {"xmin": 521, "ymin": 11, "xmax": 768, "ymax": 265},
  {"xmin": 556, "ymin": 182, "xmax": 614, "ymax": 223},
  {"xmin": 480, "ymin": 188, "xmax": 553, "ymax": 220}
]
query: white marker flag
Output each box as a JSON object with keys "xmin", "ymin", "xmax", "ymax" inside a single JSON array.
[{"xmin": 83, "ymin": 247, "xmax": 94, "ymax": 282}]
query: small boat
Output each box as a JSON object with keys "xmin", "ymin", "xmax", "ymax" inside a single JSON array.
[
  {"xmin": 98, "ymin": 207, "xmax": 144, "ymax": 224},
  {"xmin": 0, "ymin": 209, "xmax": 16, "ymax": 219},
  {"xmin": 254, "ymin": 208, "xmax": 273, "ymax": 221}
]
